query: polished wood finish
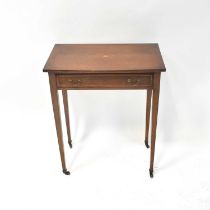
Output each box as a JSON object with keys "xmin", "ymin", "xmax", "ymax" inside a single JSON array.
[
  {"xmin": 62, "ymin": 90, "xmax": 72, "ymax": 148},
  {"xmin": 49, "ymin": 73, "xmax": 70, "ymax": 175},
  {"xmin": 145, "ymin": 89, "xmax": 152, "ymax": 148},
  {"xmin": 43, "ymin": 44, "xmax": 166, "ymax": 74},
  {"xmin": 44, "ymin": 44, "xmax": 166, "ymax": 177}
]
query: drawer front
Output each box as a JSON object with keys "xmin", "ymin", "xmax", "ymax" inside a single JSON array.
[{"xmin": 56, "ymin": 74, "xmax": 153, "ymax": 89}]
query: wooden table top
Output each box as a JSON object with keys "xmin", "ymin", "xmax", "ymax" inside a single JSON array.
[{"xmin": 43, "ymin": 44, "xmax": 166, "ymax": 74}]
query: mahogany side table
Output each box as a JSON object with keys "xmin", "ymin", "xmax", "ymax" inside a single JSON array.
[{"xmin": 43, "ymin": 44, "xmax": 166, "ymax": 178}]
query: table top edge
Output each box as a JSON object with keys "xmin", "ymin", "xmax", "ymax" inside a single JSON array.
[{"xmin": 43, "ymin": 68, "xmax": 166, "ymax": 73}]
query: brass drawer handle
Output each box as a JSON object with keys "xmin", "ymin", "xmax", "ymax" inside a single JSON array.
[
  {"xmin": 127, "ymin": 78, "xmax": 142, "ymax": 85},
  {"xmin": 67, "ymin": 79, "xmax": 82, "ymax": 85}
]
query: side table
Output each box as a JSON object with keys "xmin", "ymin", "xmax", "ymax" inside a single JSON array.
[{"xmin": 43, "ymin": 44, "xmax": 166, "ymax": 177}]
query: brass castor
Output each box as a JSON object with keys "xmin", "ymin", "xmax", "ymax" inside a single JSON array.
[
  {"xmin": 68, "ymin": 140, "xmax": 72, "ymax": 148},
  {"xmin": 149, "ymin": 169, "xmax": 153, "ymax": 178},
  {"xmin": 145, "ymin": 141, "xmax": 150, "ymax": 148},
  {"xmin": 63, "ymin": 169, "xmax": 70, "ymax": 175}
]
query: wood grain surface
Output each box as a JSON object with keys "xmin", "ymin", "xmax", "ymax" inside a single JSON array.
[{"xmin": 43, "ymin": 44, "xmax": 166, "ymax": 73}]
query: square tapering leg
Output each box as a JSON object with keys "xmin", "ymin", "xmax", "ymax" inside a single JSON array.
[
  {"xmin": 62, "ymin": 90, "xmax": 72, "ymax": 148},
  {"xmin": 149, "ymin": 73, "xmax": 161, "ymax": 178},
  {"xmin": 49, "ymin": 73, "xmax": 70, "ymax": 175},
  {"xmin": 145, "ymin": 89, "xmax": 152, "ymax": 148}
]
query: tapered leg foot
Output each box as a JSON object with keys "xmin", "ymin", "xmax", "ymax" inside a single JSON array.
[
  {"xmin": 63, "ymin": 169, "xmax": 70, "ymax": 175},
  {"xmin": 145, "ymin": 140, "xmax": 150, "ymax": 148},
  {"xmin": 149, "ymin": 169, "xmax": 153, "ymax": 178},
  {"xmin": 68, "ymin": 140, "xmax": 72, "ymax": 148}
]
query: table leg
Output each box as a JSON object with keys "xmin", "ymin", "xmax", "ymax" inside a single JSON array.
[
  {"xmin": 49, "ymin": 73, "xmax": 70, "ymax": 175},
  {"xmin": 145, "ymin": 89, "xmax": 152, "ymax": 148},
  {"xmin": 149, "ymin": 73, "xmax": 161, "ymax": 178},
  {"xmin": 62, "ymin": 90, "xmax": 72, "ymax": 148}
]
